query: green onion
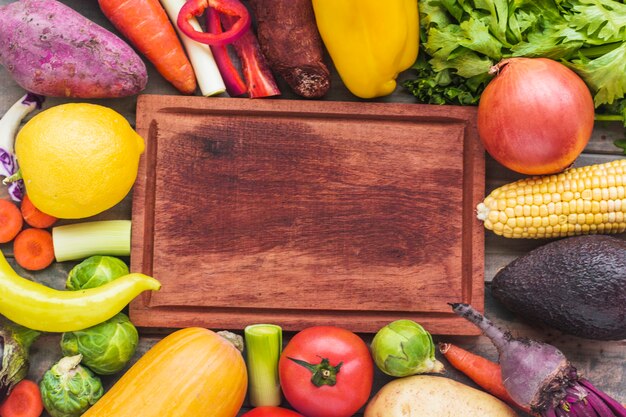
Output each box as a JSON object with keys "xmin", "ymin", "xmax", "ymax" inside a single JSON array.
[
  {"xmin": 244, "ymin": 324, "xmax": 283, "ymax": 407},
  {"xmin": 52, "ymin": 220, "xmax": 131, "ymax": 262}
]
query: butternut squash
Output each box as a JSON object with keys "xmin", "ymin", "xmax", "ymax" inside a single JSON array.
[{"xmin": 82, "ymin": 327, "xmax": 248, "ymax": 417}]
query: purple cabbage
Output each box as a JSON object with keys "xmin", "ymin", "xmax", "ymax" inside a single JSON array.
[{"xmin": 0, "ymin": 92, "xmax": 44, "ymax": 201}]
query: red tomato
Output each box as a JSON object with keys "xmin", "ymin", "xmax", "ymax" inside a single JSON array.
[
  {"xmin": 240, "ymin": 406, "xmax": 305, "ymax": 417},
  {"xmin": 278, "ymin": 326, "xmax": 374, "ymax": 417}
]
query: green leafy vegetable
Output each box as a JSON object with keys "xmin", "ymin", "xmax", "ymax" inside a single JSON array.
[
  {"xmin": 370, "ymin": 319, "xmax": 444, "ymax": 377},
  {"xmin": 60, "ymin": 313, "xmax": 138, "ymax": 375},
  {"xmin": 406, "ymin": 0, "xmax": 626, "ymax": 133},
  {"xmin": 39, "ymin": 355, "xmax": 103, "ymax": 417},
  {"xmin": 65, "ymin": 255, "xmax": 129, "ymax": 290}
]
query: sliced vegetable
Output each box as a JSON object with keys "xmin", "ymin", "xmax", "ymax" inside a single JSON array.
[
  {"xmin": 438, "ymin": 343, "xmax": 526, "ymax": 411},
  {"xmin": 222, "ymin": 14, "xmax": 280, "ymax": 98},
  {"xmin": 0, "ymin": 319, "xmax": 40, "ymax": 400},
  {"xmin": 477, "ymin": 58, "xmax": 594, "ymax": 175},
  {"xmin": 159, "ymin": 0, "xmax": 226, "ymax": 96},
  {"xmin": 206, "ymin": 6, "xmax": 247, "ymax": 97},
  {"xmin": 0, "ymin": 249, "xmax": 160, "ymax": 333},
  {"xmin": 279, "ymin": 326, "xmax": 373, "ymax": 417},
  {"xmin": 0, "ymin": 379, "xmax": 44, "ymax": 417},
  {"xmin": 13, "ymin": 228, "xmax": 54, "ymax": 271},
  {"xmin": 66, "ymin": 256, "xmax": 129, "ymax": 291},
  {"xmin": 245, "ymin": 324, "xmax": 282, "ymax": 407},
  {"xmin": 476, "ymin": 159, "xmax": 626, "ymax": 238},
  {"xmin": 364, "ymin": 375, "xmax": 518, "ymax": 417},
  {"xmin": 0, "ymin": 200, "xmax": 22, "ymax": 243},
  {"xmin": 52, "ymin": 220, "xmax": 131, "ymax": 262},
  {"xmin": 0, "ymin": 0, "xmax": 147, "ymax": 98},
  {"xmin": 61, "ymin": 313, "xmax": 138, "ymax": 375},
  {"xmin": 451, "ymin": 303, "xmax": 626, "ymax": 416},
  {"xmin": 40, "ymin": 355, "xmax": 103, "ymax": 417},
  {"xmin": 20, "ymin": 194, "xmax": 57, "ymax": 229},
  {"xmin": 370, "ymin": 319, "xmax": 444, "ymax": 377},
  {"xmin": 176, "ymin": 0, "xmax": 250, "ymax": 46},
  {"xmin": 82, "ymin": 327, "xmax": 248, "ymax": 417},
  {"xmin": 0, "ymin": 94, "xmax": 43, "ymax": 202},
  {"xmin": 98, "ymin": 0, "xmax": 197, "ymax": 94}
]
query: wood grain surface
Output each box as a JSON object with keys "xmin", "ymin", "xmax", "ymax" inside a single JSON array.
[
  {"xmin": 130, "ymin": 95, "xmax": 485, "ymax": 333},
  {"xmin": 0, "ymin": 1, "xmax": 623, "ymax": 415}
]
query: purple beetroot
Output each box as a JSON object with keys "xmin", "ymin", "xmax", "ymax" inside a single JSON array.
[{"xmin": 451, "ymin": 303, "xmax": 626, "ymax": 417}]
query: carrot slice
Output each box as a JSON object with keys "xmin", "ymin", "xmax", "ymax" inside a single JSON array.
[
  {"xmin": 20, "ymin": 195, "xmax": 57, "ymax": 229},
  {"xmin": 0, "ymin": 379, "xmax": 44, "ymax": 417},
  {"xmin": 0, "ymin": 200, "xmax": 23, "ymax": 243},
  {"xmin": 13, "ymin": 228, "xmax": 54, "ymax": 271}
]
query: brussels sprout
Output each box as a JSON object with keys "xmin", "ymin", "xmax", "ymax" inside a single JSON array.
[
  {"xmin": 40, "ymin": 354, "xmax": 103, "ymax": 417},
  {"xmin": 371, "ymin": 319, "xmax": 444, "ymax": 377},
  {"xmin": 65, "ymin": 255, "xmax": 129, "ymax": 290},
  {"xmin": 61, "ymin": 313, "xmax": 138, "ymax": 375}
]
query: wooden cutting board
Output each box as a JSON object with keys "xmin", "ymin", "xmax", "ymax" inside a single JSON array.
[{"xmin": 130, "ymin": 94, "xmax": 485, "ymax": 335}]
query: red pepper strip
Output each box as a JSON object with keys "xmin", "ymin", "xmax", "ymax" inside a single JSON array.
[
  {"xmin": 206, "ymin": 7, "xmax": 247, "ymax": 96},
  {"xmin": 177, "ymin": 0, "xmax": 250, "ymax": 46},
  {"xmin": 222, "ymin": 14, "xmax": 280, "ymax": 98}
]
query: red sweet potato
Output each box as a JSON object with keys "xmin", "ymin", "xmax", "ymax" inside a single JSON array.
[
  {"xmin": 249, "ymin": 0, "xmax": 330, "ymax": 98},
  {"xmin": 0, "ymin": 0, "xmax": 147, "ymax": 98}
]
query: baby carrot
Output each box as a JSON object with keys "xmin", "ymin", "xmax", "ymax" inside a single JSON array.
[
  {"xmin": 0, "ymin": 379, "xmax": 44, "ymax": 417},
  {"xmin": 13, "ymin": 228, "xmax": 55, "ymax": 271},
  {"xmin": 98, "ymin": 0, "xmax": 197, "ymax": 94},
  {"xmin": 439, "ymin": 342, "xmax": 530, "ymax": 412},
  {"xmin": 0, "ymin": 200, "xmax": 22, "ymax": 243},
  {"xmin": 20, "ymin": 194, "xmax": 57, "ymax": 229}
]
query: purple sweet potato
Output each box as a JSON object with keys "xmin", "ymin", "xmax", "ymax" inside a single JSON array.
[{"xmin": 0, "ymin": 0, "xmax": 147, "ymax": 98}]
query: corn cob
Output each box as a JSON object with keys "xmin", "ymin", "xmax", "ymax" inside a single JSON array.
[{"xmin": 476, "ymin": 159, "xmax": 626, "ymax": 238}]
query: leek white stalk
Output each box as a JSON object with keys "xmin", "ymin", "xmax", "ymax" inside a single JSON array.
[
  {"xmin": 0, "ymin": 93, "xmax": 44, "ymax": 201},
  {"xmin": 245, "ymin": 324, "xmax": 283, "ymax": 407},
  {"xmin": 159, "ymin": 0, "xmax": 225, "ymax": 96},
  {"xmin": 52, "ymin": 220, "xmax": 131, "ymax": 262}
]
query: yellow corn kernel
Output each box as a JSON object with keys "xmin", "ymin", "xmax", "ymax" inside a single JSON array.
[{"xmin": 476, "ymin": 159, "xmax": 626, "ymax": 238}]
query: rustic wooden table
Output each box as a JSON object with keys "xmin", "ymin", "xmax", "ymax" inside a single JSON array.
[{"xmin": 0, "ymin": 0, "xmax": 624, "ymax": 415}]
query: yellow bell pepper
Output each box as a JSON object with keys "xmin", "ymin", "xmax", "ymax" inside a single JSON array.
[{"xmin": 312, "ymin": 0, "xmax": 419, "ymax": 99}]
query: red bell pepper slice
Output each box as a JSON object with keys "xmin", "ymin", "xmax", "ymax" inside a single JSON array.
[
  {"xmin": 206, "ymin": 6, "xmax": 247, "ymax": 96},
  {"xmin": 177, "ymin": 0, "xmax": 250, "ymax": 46}
]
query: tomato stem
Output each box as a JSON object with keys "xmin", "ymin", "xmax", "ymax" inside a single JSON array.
[{"xmin": 288, "ymin": 357, "xmax": 343, "ymax": 387}]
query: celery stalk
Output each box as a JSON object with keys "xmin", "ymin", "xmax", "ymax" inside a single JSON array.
[
  {"xmin": 244, "ymin": 324, "xmax": 283, "ymax": 407},
  {"xmin": 52, "ymin": 220, "xmax": 131, "ymax": 262}
]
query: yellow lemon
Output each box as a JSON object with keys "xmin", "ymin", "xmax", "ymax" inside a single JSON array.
[{"xmin": 15, "ymin": 103, "xmax": 145, "ymax": 219}]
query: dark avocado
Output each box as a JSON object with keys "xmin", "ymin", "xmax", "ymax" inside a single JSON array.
[{"xmin": 491, "ymin": 235, "xmax": 626, "ymax": 340}]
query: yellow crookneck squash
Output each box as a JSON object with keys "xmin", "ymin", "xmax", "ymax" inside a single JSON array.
[
  {"xmin": 82, "ymin": 327, "xmax": 248, "ymax": 417},
  {"xmin": 312, "ymin": 0, "xmax": 419, "ymax": 99}
]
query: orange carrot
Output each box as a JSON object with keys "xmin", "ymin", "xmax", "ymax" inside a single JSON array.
[
  {"xmin": 98, "ymin": 0, "xmax": 197, "ymax": 94},
  {"xmin": 20, "ymin": 195, "xmax": 57, "ymax": 229},
  {"xmin": 0, "ymin": 379, "xmax": 44, "ymax": 417},
  {"xmin": 439, "ymin": 342, "xmax": 531, "ymax": 412},
  {"xmin": 0, "ymin": 200, "xmax": 22, "ymax": 243},
  {"xmin": 13, "ymin": 228, "xmax": 54, "ymax": 271}
]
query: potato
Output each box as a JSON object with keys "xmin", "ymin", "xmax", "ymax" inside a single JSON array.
[
  {"xmin": 365, "ymin": 375, "xmax": 519, "ymax": 417},
  {"xmin": 0, "ymin": 0, "xmax": 147, "ymax": 98}
]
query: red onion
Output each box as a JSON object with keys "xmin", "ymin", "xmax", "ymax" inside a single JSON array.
[{"xmin": 477, "ymin": 58, "xmax": 595, "ymax": 175}]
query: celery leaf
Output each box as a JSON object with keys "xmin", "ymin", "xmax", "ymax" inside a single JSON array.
[
  {"xmin": 567, "ymin": 0, "xmax": 626, "ymax": 43},
  {"xmin": 567, "ymin": 42, "xmax": 626, "ymax": 106}
]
